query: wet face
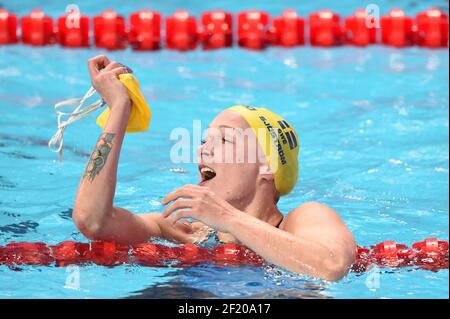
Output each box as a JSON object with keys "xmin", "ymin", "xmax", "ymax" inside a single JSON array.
[{"xmin": 197, "ymin": 110, "xmax": 273, "ymax": 209}]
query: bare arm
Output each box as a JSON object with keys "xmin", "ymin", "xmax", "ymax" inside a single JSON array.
[
  {"xmin": 162, "ymin": 185, "xmax": 356, "ymax": 281},
  {"xmin": 227, "ymin": 202, "xmax": 356, "ymax": 281},
  {"xmin": 72, "ymin": 55, "xmax": 197, "ymax": 244}
]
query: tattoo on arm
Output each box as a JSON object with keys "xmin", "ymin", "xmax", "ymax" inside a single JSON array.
[{"xmin": 83, "ymin": 132, "xmax": 116, "ymax": 182}]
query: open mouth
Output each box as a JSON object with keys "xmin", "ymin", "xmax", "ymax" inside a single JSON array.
[{"xmin": 199, "ymin": 165, "xmax": 216, "ymax": 184}]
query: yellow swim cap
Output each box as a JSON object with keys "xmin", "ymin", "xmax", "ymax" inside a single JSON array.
[
  {"xmin": 228, "ymin": 105, "xmax": 300, "ymax": 196},
  {"xmin": 96, "ymin": 73, "xmax": 151, "ymax": 132}
]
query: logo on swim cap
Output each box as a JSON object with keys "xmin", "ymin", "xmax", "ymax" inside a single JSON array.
[{"xmin": 228, "ymin": 105, "xmax": 300, "ymax": 196}]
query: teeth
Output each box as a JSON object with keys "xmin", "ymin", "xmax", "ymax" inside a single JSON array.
[
  {"xmin": 200, "ymin": 166, "xmax": 216, "ymax": 182},
  {"xmin": 201, "ymin": 167, "xmax": 215, "ymax": 174}
]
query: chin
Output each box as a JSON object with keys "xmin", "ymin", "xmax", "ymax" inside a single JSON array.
[{"xmin": 202, "ymin": 180, "xmax": 220, "ymax": 193}]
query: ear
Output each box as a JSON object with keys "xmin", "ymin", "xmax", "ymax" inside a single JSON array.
[
  {"xmin": 258, "ymin": 162, "xmax": 274, "ymax": 181},
  {"xmin": 257, "ymin": 163, "xmax": 278, "ymax": 203}
]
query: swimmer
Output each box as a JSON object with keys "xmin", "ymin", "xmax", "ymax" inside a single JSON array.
[{"xmin": 73, "ymin": 55, "xmax": 356, "ymax": 281}]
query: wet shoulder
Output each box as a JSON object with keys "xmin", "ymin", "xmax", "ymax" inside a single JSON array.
[{"xmin": 279, "ymin": 201, "xmax": 342, "ymax": 232}]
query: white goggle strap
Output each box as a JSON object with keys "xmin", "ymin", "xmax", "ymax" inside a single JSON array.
[{"xmin": 48, "ymin": 87, "xmax": 106, "ymax": 160}]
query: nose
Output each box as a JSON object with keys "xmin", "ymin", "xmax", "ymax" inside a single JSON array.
[{"xmin": 198, "ymin": 139, "xmax": 214, "ymax": 160}]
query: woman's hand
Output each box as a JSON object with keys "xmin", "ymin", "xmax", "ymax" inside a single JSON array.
[
  {"xmin": 87, "ymin": 55, "xmax": 131, "ymax": 112},
  {"xmin": 161, "ymin": 184, "xmax": 240, "ymax": 233},
  {"xmin": 156, "ymin": 217, "xmax": 213, "ymax": 244}
]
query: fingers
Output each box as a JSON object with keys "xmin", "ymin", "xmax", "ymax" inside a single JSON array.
[
  {"xmin": 103, "ymin": 61, "xmax": 122, "ymax": 72},
  {"xmin": 166, "ymin": 209, "xmax": 191, "ymax": 225},
  {"xmin": 162, "ymin": 199, "xmax": 194, "ymax": 218},
  {"xmin": 175, "ymin": 219, "xmax": 193, "ymax": 232},
  {"xmin": 162, "ymin": 185, "xmax": 201, "ymax": 205},
  {"xmin": 98, "ymin": 59, "xmax": 128, "ymax": 78},
  {"xmin": 106, "ymin": 66, "xmax": 128, "ymax": 77},
  {"xmin": 91, "ymin": 66, "xmax": 128, "ymax": 90},
  {"xmin": 88, "ymin": 56, "xmax": 129, "ymax": 83},
  {"xmin": 104, "ymin": 61, "xmax": 132, "ymax": 73},
  {"xmin": 87, "ymin": 55, "xmax": 110, "ymax": 79}
]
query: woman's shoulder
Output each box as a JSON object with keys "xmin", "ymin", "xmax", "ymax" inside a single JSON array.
[{"xmin": 279, "ymin": 201, "xmax": 343, "ymax": 230}]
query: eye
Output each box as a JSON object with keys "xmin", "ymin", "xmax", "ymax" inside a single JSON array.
[{"xmin": 201, "ymin": 139, "xmax": 207, "ymax": 145}]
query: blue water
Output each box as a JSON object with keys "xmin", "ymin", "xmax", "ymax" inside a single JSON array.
[{"xmin": 0, "ymin": 0, "xmax": 449, "ymax": 299}]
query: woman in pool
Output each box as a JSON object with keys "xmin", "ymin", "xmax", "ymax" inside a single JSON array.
[{"xmin": 73, "ymin": 55, "xmax": 356, "ymax": 281}]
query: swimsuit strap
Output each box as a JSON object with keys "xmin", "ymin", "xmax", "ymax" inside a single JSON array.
[{"xmin": 275, "ymin": 216, "xmax": 284, "ymax": 228}]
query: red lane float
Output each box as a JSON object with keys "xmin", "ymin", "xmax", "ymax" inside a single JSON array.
[
  {"xmin": 166, "ymin": 10, "xmax": 199, "ymax": 51},
  {"xmin": 50, "ymin": 241, "xmax": 90, "ymax": 266},
  {"xmin": 309, "ymin": 10, "xmax": 344, "ymax": 47},
  {"xmin": 93, "ymin": 10, "xmax": 127, "ymax": 50},
  {"xmin": 352, "ymin": 238, "xmax": 449, "ymax": 272},
  {"xmin": 1, "ymin": 242, "xmax": 53, "ymax": 265},
  {"xmin": 269, "ymin": 9, "xmax": 305, "ymax": 47},
  {"xmin": 381, "ymin": 8, "xmax": 414, "ymax": 47},
  {"xmin": 57, "ymin": 10, "xmax": 90, "ymax": 47},
  {"xmin": 200, "ymin": 10, "xmax": 233, "ymax": 50},
  {"xmin": 213, "ymin": 244, "xmax": 263, "ymax": 266},
  {"xmin": 371, "ymin": 240, "xmax": 415, "ymax": 268},
  {"xmin": 344, "ymin": 8, "xmax": 377, "ymax": 46},
  {"xmin": 237, "ymin": 10, "xmax": 270, "ymax": 50},
  {"xmin": 129, "ymin": 10, "xmax": 161, "ymax": 51},
  {"xmin": 0, "ymin": 9, "xmax": 18, "ymax": 44},
  {"xmin": 21, "ymin": 9, "xmax": 55, "ymax": 46},
  {"xmin": 1, "ymin": 7, "xmax": 449, "ymax": 49},
  {"xmin": 415, "ymin": 8, "xmax": 449, "ymax": 48},
  {"xmin": 0, "ymin": 238, "xmax": 448, "ymax": 273},
  {"xmin": 171, "ymin": 244, "xmax": 211, "ymax": 267}
]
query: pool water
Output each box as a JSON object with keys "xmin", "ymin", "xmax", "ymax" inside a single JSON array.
[{"xmin": 0, "ymin": 0, "xmax": 449, "ymax": 299}]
